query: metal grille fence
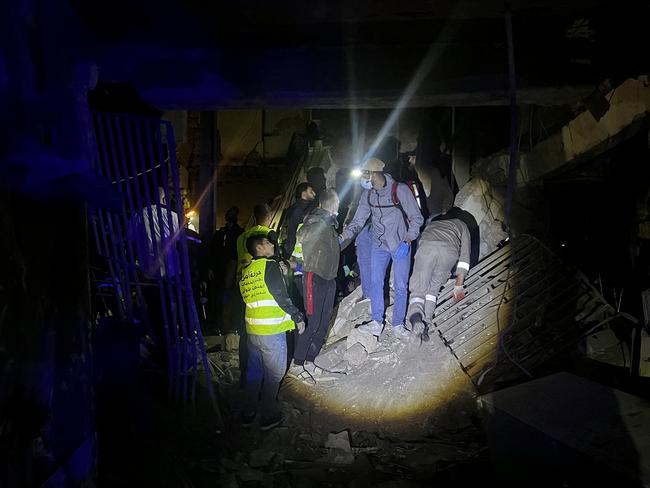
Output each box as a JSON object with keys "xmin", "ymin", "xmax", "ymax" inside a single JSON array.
[
  {"xmin": 431, "ymin": 234, "xmax": 618, "ymax": 392},
  {"xmin": 89, "ymin": 112, "xmax": 218, "ymax": 419}
]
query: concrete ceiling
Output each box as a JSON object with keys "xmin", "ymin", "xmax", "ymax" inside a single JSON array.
[{"xmin": 19, "ymin": 0, "xmax": 650, "ymax": 109}]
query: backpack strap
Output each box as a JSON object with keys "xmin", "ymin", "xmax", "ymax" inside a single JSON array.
[{"xmin": 367, "ymin": 182, "xmax": 411, "ymax": 230}]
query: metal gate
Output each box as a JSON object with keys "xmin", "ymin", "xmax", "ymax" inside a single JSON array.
[
  {"xmin": 89, "ymin": 112, "xmax": 218, "ymax": 416},
  {"xmin": 431, "ymin": 234, "xmax": 618, "ymax": 392}
]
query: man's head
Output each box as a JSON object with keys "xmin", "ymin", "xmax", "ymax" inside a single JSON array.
[
  {"xmin": 295, "ymin": 182, "xmax": 316, "ymax": 202},
  {"xmin": 253, "ymin": 203, "xmax": 272, "ymax": 227},
  {"xmin": 246, "ymin": 234, "xmax": 274, "ymax": 258},
  {"xmin": 319, "ymin": 188, "xmax": 340, "ymax": 216},
  {"xmin": 360, "ymin": 157, "xmax": 386, "ymax": 190},
  {"xmin": 225, "ymin": 206, "xmax": 239, "ymax": 225}
]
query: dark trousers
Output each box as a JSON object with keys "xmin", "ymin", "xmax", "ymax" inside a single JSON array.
[{"xmin": 294, "ymin": 272, "xmax": 336, "ymax": 365}]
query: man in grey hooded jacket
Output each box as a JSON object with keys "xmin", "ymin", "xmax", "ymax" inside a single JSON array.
[
  {"xmin": 340, "ymin": 158, "xmax": 424, "ymax": 337},
  {"xmin": 289, "ymin": 189, "xmax": 341, "ymax": 378}
]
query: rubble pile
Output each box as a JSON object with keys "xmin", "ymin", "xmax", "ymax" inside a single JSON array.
[
  {"xmin": 205, "ymin": 333, "xmax": 241, "ymax": 387},
  {"xmin": 214, "ymin": 414, "xmax": 483, "ymax": 487}
]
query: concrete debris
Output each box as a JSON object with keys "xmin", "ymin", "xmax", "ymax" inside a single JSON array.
[
  {"xmin": 324, "ymin": 430, "xmax": 355, "ymax": 465},
  {"xmin": 225, "ymin": 333, "xmax": 239, "ymax": 351},
  {"xmin": 313, "ymin": 339, "xmax": 347, "ymax": 371},
  {"xmin": 207, "ymin": 350, "xmax": 240, "ymax": 386},
  {"xmin": 368, "ymin": 349, "xmax": 393, "ymax": 362},
  {"xmin": 344, "ymin": 343, "xmax": 368, "ymax": 366},
  {"xmin": 346, "ymin": 327, "xmax": 379, "ymax": 355},
  {"xmin": 328, "ymin": 287, "xmax": 366, "ymax": 342}
]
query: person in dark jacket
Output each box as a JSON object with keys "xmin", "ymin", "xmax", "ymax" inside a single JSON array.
[
  {"xmin": 208, "ymin": 206, "xmax": 243, "ymax": 333},
  {"xmin": 283, "ymin": 182, "xmax": 316, "ymax": 258},
  {"xmin": 240, "ymin": 234, "xmax": 305, "ymax": 430},
  {"xmin": 288, "ymin": 189, "xmax": 340, "ymax": 383}
]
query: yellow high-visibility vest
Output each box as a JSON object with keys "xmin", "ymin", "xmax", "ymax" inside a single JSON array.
[
  {"xmin": 291, "ymin": 223, "xmax": 304, "ymax": 275},
  {"xmin": 239, "ymin": 258, "xmax": 295, "ymax": 335}
]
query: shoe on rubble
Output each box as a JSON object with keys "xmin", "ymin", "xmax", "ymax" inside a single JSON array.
[
  {"xmin": 392, "ymin": 324, "xmax": 411, "ymax": 339},
  {"xmin": 260, "ymin": 413, "xmax": 284, "ymax": 431},
  {"xmin": 357, "ymin": 320, "xmax": 383, "ymax": 336}
]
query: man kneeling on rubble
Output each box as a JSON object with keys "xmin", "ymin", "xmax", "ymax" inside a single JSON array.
[
  {"xmin": 407, "ymin": 209, "xmax": 473, "ymax": 337},
  {"xmin": 288, "ymin": 189, "xmax": 341, "ymax": 383},
  {"xmin": 239, "ymin": 235, "xmax": 305, "ymax": 430}
]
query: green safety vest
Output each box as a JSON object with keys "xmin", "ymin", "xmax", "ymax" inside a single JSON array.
[
  {"xmin": 291, "ymin": 223, "xmax": 304, "ymax": 274},
  {"xmin": 239, "ymin": 258, "xmax": 295, "ymax": 335}
]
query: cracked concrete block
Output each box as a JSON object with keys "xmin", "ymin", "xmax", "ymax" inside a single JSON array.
[
  {"xmin": 314, "ymin": 339, "xmax": 347, "ymax": 370},
  {"xmin": 324, "ymin": 430, "xmax": 354, "ymax": 465},
  {"xmin": 344, "ymin": 343, "xmax": 368, "ymax": 366},
  {"xmin": 346, "ymin": 327, "xmax": 379, "ymax": 354}
]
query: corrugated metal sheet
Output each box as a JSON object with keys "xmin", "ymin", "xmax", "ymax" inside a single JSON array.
[{"xmin": 431, "ymin": 234, "xmax": 617, "ymax": 392}]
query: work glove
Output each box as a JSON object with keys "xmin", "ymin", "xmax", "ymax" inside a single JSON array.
[
  {"xmin": 337, "ymin": 234, "xmax": 345, "ymax": 246},
  {"xmin": 296, "ymin": 321, "xmax": 306, "ymax": 335},
  {"xmin": 394, "ymin": 241, "xmax": 410, "ymax": 260},
  {"xmin": 453, "ymin": 285, "xmax": 466, "ymax": 302}
]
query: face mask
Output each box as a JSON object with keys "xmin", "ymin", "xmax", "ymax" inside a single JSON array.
[{"xmin": 360, "ymin": 178, "xmax": 372, "ymax": 190}]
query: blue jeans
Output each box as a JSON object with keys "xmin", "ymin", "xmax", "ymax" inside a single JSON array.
[
  {"xmin": 370, "ymin": 245, "xmax": 411, "ymax": 326},
  {"xmin": 243, "ymin": 333, "xmax": 287, "ymax": 422},
  {"xmin": 355, "ymin": 226, "xmax": 373, "ymax": 299}
]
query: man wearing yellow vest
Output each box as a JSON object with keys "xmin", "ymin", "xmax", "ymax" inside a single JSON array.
[
  {"xmin": 239, "ymin": 234, "xmax": 305, "ymax": 430},
  {"xmin": 234, "ymin": 203, "xmax": 278, "ymax": 387}
]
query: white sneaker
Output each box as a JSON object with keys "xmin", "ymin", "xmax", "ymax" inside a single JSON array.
[
  {"xmin": 358, "ymin": 320, "xmax": 383, "ymax": 336},
  {"xmin": 392, "ymin": 324, "xmax": 411, "ymax": 339}
]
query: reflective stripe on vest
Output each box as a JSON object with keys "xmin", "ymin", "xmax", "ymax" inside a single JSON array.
[{"xmin": 239, "ymin": 258, "xmax": 294, "ymax": 335}]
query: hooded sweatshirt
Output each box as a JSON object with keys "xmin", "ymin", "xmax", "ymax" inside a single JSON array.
[
  {"xmin": 342, "ymin": 173, "xmax": 424, "ymax": 252},
  {"xmin": 297, "ymin": 207, "xmax": 340, "ymax": 280}
]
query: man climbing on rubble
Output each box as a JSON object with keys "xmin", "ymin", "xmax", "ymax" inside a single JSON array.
[
  {"xmin": 239, "ymin": 234, "xmax": 305, "ymax": 430},
  {"xmin": 406, "ymin": 209, "xmax": 474, "ymax": 338},
  {"xmin": 340, "ymin": 158, "xmax": 424, "ymax": 338},
  {"xmin": 288, "ymin": 189, "xmax": 340, "ymax": 383}
]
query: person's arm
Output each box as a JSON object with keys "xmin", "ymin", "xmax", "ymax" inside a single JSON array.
[
  {"xmin": 341, "ymin": 192, "xmax": 371, "ymax": 241},
  {"xmin": 453, "ymin": 222, "xmax": 471, "ymax": 301},
  {"xmin": 397, "ymin": 184, "xmax": 424, "ymax": 242},
  {"xmin": 456, "ymin": 221, "xmax": 471, "ymax": 277},
  {"xmin": 264, "ymin": 260, "xmax": 304, "ymax": 324}
]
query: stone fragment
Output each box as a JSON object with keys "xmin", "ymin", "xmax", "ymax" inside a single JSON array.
[
  {"xmin": 346, "ymin": 327, "xmax": 379, "ymax": 354},
  {"xmin": 225, "ymin": 333, "xmax": 239, "ymax": 351},
  {"xmin": 343, "ymin": 343, "xmax": 368, "ymax": 366},
  {"xmin": 313, "ymin": 339, "xmax": 346, "ymax": 370},
  {"xmin": 324, "ymin": 430, "xmax": 354, "ymax": 465}
]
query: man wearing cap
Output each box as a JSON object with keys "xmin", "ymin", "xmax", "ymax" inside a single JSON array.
[{"xmin": 340, "ymin": 158, "xmax": 424, "ymax": 337}]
